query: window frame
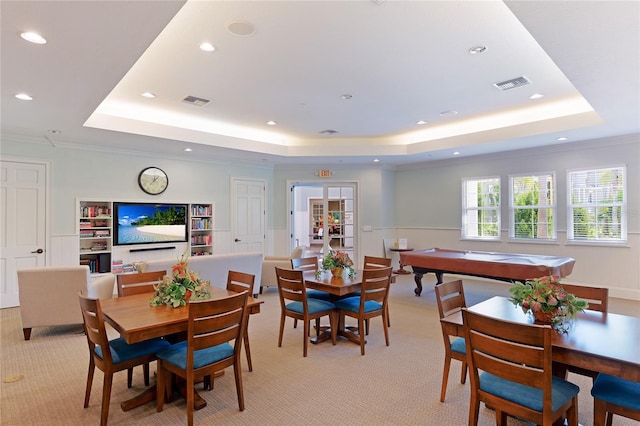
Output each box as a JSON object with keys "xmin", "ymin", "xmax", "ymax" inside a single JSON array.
[
  {"xmin": 461, "ymin": 176, "xmax": 501, "ymax": 241},
  {"xmin": 567, "ymin": 165, "xmax": 627, "ymax": 245},
  {"xmin": 508, "ymin": 171, "xmax": 557, "ymax": 242}
]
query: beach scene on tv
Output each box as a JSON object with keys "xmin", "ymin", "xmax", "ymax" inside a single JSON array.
[{"xmin": 117, "ymin": 204, "xmax": 187, "ymax": 244}]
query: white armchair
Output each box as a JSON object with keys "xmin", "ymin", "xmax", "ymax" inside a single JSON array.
[
  {"xmin": 260, "ymin": 246, "xmax": 306, "ymax": 293},
  {"xmin": 17, "ymin": 266, "xmax": 115, "ymax": 340}
]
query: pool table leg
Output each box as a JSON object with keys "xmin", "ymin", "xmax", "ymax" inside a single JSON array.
[{"xmin": 413, "ymin": 271, "xmax": 444, "ymax": 296}]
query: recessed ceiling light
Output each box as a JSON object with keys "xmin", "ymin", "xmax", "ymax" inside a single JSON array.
[
  {"xmin": 373, "ymin": 159, "xmax": 380, "ymax": 162},
  {"xmin": 184, "ymin": 148, "xmax": 192, "ymax": 152},
  {"xmin": 19, "ymin": 31, "xmax": 46, "ymax": 44},
  {"xmin": 266, "ymin": 120, "xmax": 277, "ymax": 126},
  {"xmin": 557, "ymin": 137, "xmax": 569, "ymax": 141},
  {"xmin": 341, "ymin": 94, "xmax": 352, "ymax": 100},
  {"xmin": 453, "ymin": 151, "xmax": 461, "ymax": 156},
  {"xmin": 141, "ymin": 92, "xmax": 155, "ymax": 98},
  {"xmin": 468, "ymin": 45, "xmax": 487, "ymax": 54},
  {"xmin": 15, "ymin": 93, "xmax": 33, "ymax": 101},
  {"xmin": 529, "ymin": 93, "xmax": 544, "ymax": 100},
  {"xmin": 226, "ymin": 20, "xmax": 255, "ymax": 37},
  {"xmin": 440, "ymin": 111, "xmax": 458, "ymax": 117},
  {"xmin": 199, "ymin": 42, "xmax": 215, "ymax": 52},
  {"xmin": 416, "ymin": 120, "xmax": 427, "ymax": 125}
]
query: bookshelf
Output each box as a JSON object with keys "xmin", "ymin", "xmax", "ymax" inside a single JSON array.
[
  {"xmin": 78, "ymin": 201, "xmax": 113, "ymax": 273},
  {"xmin": 77, "ymin": 200, "xmax": 214, "ymax": 274},
  {"xmin": 190, "ymin": 203, "xmax": 214, "ymax": 256}
]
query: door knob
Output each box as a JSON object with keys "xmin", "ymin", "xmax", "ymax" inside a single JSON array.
[
  {"xmin": 31, "ymin": 248, "xmax": 44, "ymax": 254},
  {"xmin": 234, "ymin": 238, "xmax": 241, "ymax": 242}
]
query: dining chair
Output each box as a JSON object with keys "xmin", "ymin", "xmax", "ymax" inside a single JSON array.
[
  {"xmin": 290, "ymin": 256, "xmax": 329, "ymax": 332},
  {"xmin": 556, "ymin": 283, "xmax": 609, "ymax": 381},
  {"xmin": 462, "ymin": 308, "xmax": 580, "ymax": 426},
  {"xmin": 590, "ymin": 373, "xmax": 640, "ymax": 426},
  {"xmin": 156, "ymin": 291, "xmax": 249, "ymax": 426},
  {"xmin": 78, "ymin": 294, "xmax": 170, "ymax": 426},
  {"xmin": 361, "ymin": 255, "xmax": 394, "ymax": 333},
  {"xmin": 434, "ymin": 279, "xmax": 468, "ymax": 402},
  {"xmin": 116, "ymin": 270, "xmax": 166, "ymax": 297},
  {"xmin": 275, "ymin": 267, "xmax": 337, "ymax": 357},
  {"xmin": 226, "ymin": 270, "xmax": 255, "ymax": 372},
  {"xmin": 334, "ymin": 266, "xmax": 393, "ymax": 355}
]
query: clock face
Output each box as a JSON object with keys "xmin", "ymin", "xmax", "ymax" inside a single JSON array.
[{"xmin": 138, "ymin": 167, "xmax": 168, "ymax": 195}]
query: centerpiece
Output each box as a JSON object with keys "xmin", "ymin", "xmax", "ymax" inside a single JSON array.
[
  {"xmin": 149, "ymin": 254, "xmax": 211, "ymax": 307},
  {"xmin": 321, "ymin": 250, "xmax": 355, "ymax": 278},
  {"xmin": 509, "ymin": 275, "xmax": 588, "ymax": 329}
]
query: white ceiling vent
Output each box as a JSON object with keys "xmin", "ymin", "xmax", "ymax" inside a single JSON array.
[
  {"xmin": 494, "ymin": 76, "xmax": 531, "ymax": 91},
  {"xmin": 181, "ymin": 95, "xmax": 210, "ymax": 106}
]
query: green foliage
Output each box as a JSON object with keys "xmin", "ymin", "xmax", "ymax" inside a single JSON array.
[{"xmin": 131, "ymin": 206, "xmax": 186, "ymax": 226}]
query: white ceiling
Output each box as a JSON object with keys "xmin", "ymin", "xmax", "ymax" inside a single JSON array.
[{"xmin": 2, "ymin": 1, "xmax": 638, "ymax": 166}]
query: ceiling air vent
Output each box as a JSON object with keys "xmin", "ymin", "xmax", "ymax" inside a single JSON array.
[
  {"xmin": 319, "ymin": 129, "xmax": 338, "ymax": 135},
  {"xmin": 181, "ymin": 95, "xmax": 210, "ymax": 106},
  {"xmin": 494, "ymin": 76, "xmax": 531, "ymax": 91}
]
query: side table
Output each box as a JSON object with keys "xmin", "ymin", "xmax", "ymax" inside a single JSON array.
[{"xmin": 389, "ymin": 247, "xmax": 413, "ymax": 274}]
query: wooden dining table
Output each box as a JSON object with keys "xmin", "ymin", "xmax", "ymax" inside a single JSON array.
[
  {"xmin": 302, "ymin": 269, "xmax": 367, "ymax": 345},
  {"xmin": 100, "ymin": 288, "xmax": 263, "ymax": 411},
  {"xmin": 440, "ymin": 296, "xmax": 640, "ymax": 382}
]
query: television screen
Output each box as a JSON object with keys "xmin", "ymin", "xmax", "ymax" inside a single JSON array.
[{"xmin": 113, "ymin": 202, "xmax": 188, "ymax": 245}]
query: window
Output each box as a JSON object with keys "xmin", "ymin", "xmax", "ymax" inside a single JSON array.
[
  {"xmin": 509, "ymin": 173, "xmax": 556, "ymax": 241},
  {"xmin": 567, "ymin": 166, "xmax": 626, "ymax": 243},
  {"xmin": 462, "ymin": 177, "xmax": 500, "ymax": 240}
]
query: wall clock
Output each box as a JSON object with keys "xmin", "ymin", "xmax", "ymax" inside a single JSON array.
[{"xmin": 138, "ymin": 167, "xmax": 168, "ymax": 195}]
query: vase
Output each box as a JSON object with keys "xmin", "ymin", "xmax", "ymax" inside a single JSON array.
[
  {"xmin": 532, "ymin": 309, "xmax": 558, "ymax": 324},
  {"xmin": 331, "ymin": 267, "xmax": 344, "ymax": 277}
]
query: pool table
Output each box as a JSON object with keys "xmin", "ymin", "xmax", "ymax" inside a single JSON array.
[{"xmin": 400, "ymin": 248, "xmax": 576, "ymax": 296}]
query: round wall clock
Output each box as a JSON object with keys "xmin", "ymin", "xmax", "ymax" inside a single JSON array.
[{"xmin": 138, "ymin": 167, "xmax": 168, "ymax": 195}]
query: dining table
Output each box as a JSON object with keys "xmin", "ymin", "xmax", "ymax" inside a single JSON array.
[
  {"xmin": 440, "ymin": 296, "xmax": 640, "ymax": 382},
  {"xmin": 100, "ymin": 288, "xmax": 263, "ymax": 411},
  {"xmin": 302, "ymin": 269, "xmax": 372, "ymax": 346}
]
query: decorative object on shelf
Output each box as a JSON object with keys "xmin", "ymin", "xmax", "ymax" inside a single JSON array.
[
  {"xmin": 321, "ymin": 250, "xmax": 355, "ymax": 278},
  {"xmin": 149, "ymin": 253, "xmax": 210, "ymax": 307},
  {"xmin": 509, "ymin": 275, "xmax": 589, "ymax": 330},
  {"xmin": 138, "ymin": 166, "xmax": 168, "ymax": 195}
]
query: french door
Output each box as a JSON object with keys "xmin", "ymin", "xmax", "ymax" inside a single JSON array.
[{"xmin": 290, "ymin": 182, "xmax": 357, "ymax": 262}]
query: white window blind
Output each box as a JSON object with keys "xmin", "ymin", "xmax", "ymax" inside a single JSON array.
[
  {"xmin": 567, "ymin": 166, "xmax": 626, "ymax": 242},
  {"xmin": 509, "ymin": 173, "xmax": 556, "ymax": 241},
  {"xmin": 462, "ymin": 177, "xmax": 500, "ymax": 240}
]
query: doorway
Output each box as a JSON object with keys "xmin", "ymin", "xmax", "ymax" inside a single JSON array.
[{"xmin": 290, "ymin": 182, "xmax": 357, "ymax": 263}]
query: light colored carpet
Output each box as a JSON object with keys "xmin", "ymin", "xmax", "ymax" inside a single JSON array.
[{"xmin": 1, "ymin": 275, "xmax": 638, "ymax": 426}]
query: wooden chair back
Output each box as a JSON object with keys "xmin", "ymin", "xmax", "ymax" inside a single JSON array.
[
  {"xmin": 275, "ymin": 267, "xmax": 308, "ymax": 305},
  {"xmin": 291, "ymin": 256, "xmax": 319, "ymax": 272},
  {"xmin": 359, "ymin": 266, "xmax": 393, "ymax": 306},
  {"xmin": 560, "ymin": 283, "xmax": 609, "ymax": 313},
  {"xmin": 462, "ymin": 309, "xmax": 578, "ymax": 425},
  {"xmin": 79, "ymin": 294, "xmax": 112, "ymax": 366},
  {"xmin": 116, "ymin": 271, "xmax": 165, "ymax": 297},
  {"xmin": 226, "ymin": 270, "xmax": 255, "ymax": 295},
  {"xmin": 363, "ymin": 256, "xmax": 392, "ymax": 269},
  {"xmin": 435, "ymin": 279, "xmax": 466, "ymax": 320}
]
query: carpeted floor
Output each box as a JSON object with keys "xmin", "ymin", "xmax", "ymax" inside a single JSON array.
[{"xmin": 1, "ymin": 274, "xmax": 638, "ymax": 426}]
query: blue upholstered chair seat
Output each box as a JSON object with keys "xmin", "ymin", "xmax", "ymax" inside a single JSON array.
[
  {"xmin": 286, "ymin": 298, "xmax": 335, "ymax": 314},
  {"xmin": 306, "ymin": 289, "xmax": 333, "ymax": 301},
  {"xmin": 450, "ymin": 337, "xmax": 466, "ymax": 354},
  {"xmin": 480, "ymin": 372, "xmax": 580, "ymax": 412},
  {"xmin": 334, "ymin": 296, "xmax": 382, "ymax": 313},
  {"xmin": 156, "ymin": 340, "xmax": 234, "ymax": 370},
  {"xmin": 95, "ymin": 337, "xmax": 170, "ymax": 364},
  {"xmin": 591, "ymin": 374, "xmax": 640, "ymax": 410}
]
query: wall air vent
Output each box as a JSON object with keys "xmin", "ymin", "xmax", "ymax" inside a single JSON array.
[
  {"xmin": 181, "ymin": 95, "xmax": 210, "ymax": 106},
  {"xmin": 319, "ymin": 129, "xmax": 338, "ymax": 135},
  {"xmin": 494, "ymin": 76, "xmax": 531, "ymax": 91}
]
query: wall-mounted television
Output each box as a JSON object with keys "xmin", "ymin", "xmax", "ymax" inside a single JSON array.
[{"xmin": 113, "ymin": 202, "xmax": 188, "ymax": 246}]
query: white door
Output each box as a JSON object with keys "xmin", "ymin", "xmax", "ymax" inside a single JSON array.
[
  {"xmin": 1, "ymin": 161, "xmax": 47, "ymax": 308},
  {"xmin": 231, "ymin": 178, "xmax": 265, "ymax": 253}
]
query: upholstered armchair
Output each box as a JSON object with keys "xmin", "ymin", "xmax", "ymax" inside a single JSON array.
[
  {"xmin": 17, "ymin": 266, "xmax": 115, "ymax": 340},
  {"xmin": 260, "ymin": 246, "xmax": 306, "ymax": 293}
]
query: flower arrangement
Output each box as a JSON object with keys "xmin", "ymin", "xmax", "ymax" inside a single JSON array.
[
  {"xmin": 321, "ymin": 250, "xmax": 355, "ymax": 278},
  {"xmin": 149, "ymin": 254, "xmax": 211, "ymax": 307},
  {"xmin": 509, "ymin": 275, "xmax": 589, "ymax": 325}
]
